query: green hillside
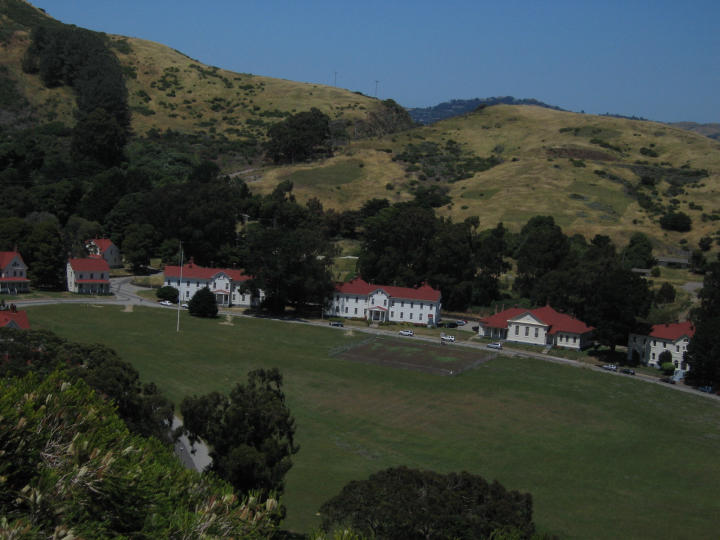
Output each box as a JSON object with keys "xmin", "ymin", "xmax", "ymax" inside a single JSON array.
[{"xmin": 252, "ymin": 105, "xmax": 720, "ymax": 253}]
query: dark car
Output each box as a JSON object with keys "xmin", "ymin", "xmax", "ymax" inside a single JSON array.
[
  {"xmin": 442, "ymin": 322, "xmax": 458, "ymax": 328},
  {"xmin": 698, "ymin": 386, "xmax": 714, "ymax": 393},
  {"xmin": 621, "ymin": 368, "xmax": 635, "ymax": 375},
  {"xmin": 329, "ymin": 321, "xmax": 344, "ymax": 327},
  {"xmin": 660, "ymin": 377, "xmax": 676, "ymax": 385}
]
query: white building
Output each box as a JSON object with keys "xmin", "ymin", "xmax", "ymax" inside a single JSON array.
[
  {"xmin": 86, "ymin": 238, "xmax": 123, "ymax": 268},
  {"xmin": 325, "ymin": 277, "xmax": 442, "ymax": 325},
  {"xmin": 66, "ymin": 258, "xmax": 111, "ymax": 294},
  {"xmin": 627, "ymin": 321, "xmax": 694, "ymax": 371},
  {"xmin": 163, "ymin": 260, "xmax": 263, "ymax": 307},
  {"xmin": 0, "ymin": 251, "xmax": 30, "ymax": 294},
  {"xmin": 478, "ymin": 305, "xmax": 594, "ymax": 350}
]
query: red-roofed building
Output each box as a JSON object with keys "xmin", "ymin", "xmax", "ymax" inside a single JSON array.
[
  {"xmin": 325, "ymin": 277, "xmax": 442, "ymax": 324},
  {"xmin": 0, "ymin": 251, "xmax": 30, "ymax": 294},
  {"xmin": 163, "ymin": 260, "xmax": 262, "ymax": 307},
  {"xmin": 478, "ymin": 305, "xmax": 594, "ymax": 350},
  {"xmin": 86, "ymin": 238, "xmax": 123, "ymax": 268},
  {"xmin": 66, "ymin": 258, "xmax": 111, "ymax": 294},
  {"xmin": 627, "ymin": 321, "xmax": 695, "ymax": 372},
  {"xmin": 0, "ymin": 309, "xmax": 30, "ymax": 330}
]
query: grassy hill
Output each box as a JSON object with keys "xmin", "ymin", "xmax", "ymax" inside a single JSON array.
[
  {"xmin": 0, "ymin": 0, "xmax": 409, "ymax": 144},
  {"xmin": 250, "ymin": 105, "xmax": 720, "ymax": 253}
]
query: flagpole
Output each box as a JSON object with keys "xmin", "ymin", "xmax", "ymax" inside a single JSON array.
[{"xmin": 177, "ymin": 242, "xmax": 183, "ymax": 333}]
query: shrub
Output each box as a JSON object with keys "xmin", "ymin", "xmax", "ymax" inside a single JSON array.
[
  {"xmin": 188, "ymin": 287, "xmax": 218, "ymax": 318},
  {"xmin": 660, "ymin": 362, "xmax": 676, "ymax": 375},
  {"xmin": 660, "ymin": 211, "xmax": 692, "ymax": 232},
  {"xmin": 156, "ymin": 285, "xmax": 179, "ymax": 303}
]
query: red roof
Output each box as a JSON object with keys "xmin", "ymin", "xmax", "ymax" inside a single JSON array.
[
  {"xmin": 649, "ymin": 321, "xmax": 695, "ymax": 341},
  {"xmin": 68, "ymin": 258, "xmax": 111, "ymax": 272},
  {"xmin": 0, "ymin": 251, "xmax": 25, "ymax": 269},
  {"xmin": 164, "ymin": 262, "xmax": 251, "ymax": 282},
  {"xmin": 0, "ymin": 310, "xmax": 30, "ymax": 330},
  {"xmin": 334, "ymin": 277, "xmax": 441, "ymax": 302},
  {"xmin": 88, "ymin": 238, "xmax": 115, "ymax": 254},
  {"xmin": 481, "ymin": 305, "xmax": 594, "ymax": 335}
]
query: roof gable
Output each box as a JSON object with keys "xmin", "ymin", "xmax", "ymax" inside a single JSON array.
[
  {"xmin": 335, "ymin": 277, "xmax": 441, "ymax": 302},
  {"xmin": 650, "ymin": 321, "xmax": 695, "ymax": 341},
  {"xmin": 88, "ymin": 238, "xmax": 116, "ymax": 253},
  {"xmin": 68, "ymin": 258, "xmax": 110, "ymax": 272},
  {"xmin": 0, "ymin": 251, "xmax": 25, "ymax": 269},
  {"xmin": 480, "ymin": 305, "xmax": 593, "ymax": 335},
  {"xmin": 0, "ymin": 310, "xmax": 30, "ymax": 330},
  {"xmin": 164, "ymin": 262, "xmax": 250, "ymax": 282},
  {"xmin": 509, "ymin": 312, "xmax": 547, "ymax": 326}
]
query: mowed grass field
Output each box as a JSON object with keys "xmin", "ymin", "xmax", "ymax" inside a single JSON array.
[{"xmin": 26, "ymin": 304, "xmax": 720, "ymax": 539}]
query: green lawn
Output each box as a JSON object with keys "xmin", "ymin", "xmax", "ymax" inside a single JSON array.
[{"xmin": 25, "ymin": 304, "xmax": 720, "ymax": 539}]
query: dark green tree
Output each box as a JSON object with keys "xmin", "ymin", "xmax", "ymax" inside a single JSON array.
[
  {"xmin": 660, "ymin": 211, "xmax": 692, "ymax": 232},
  {"xmin": 621, "ymin": 232, "xmax": 655, "ymax": 269},
  {"xmin": 156, "ymin": 285, "xmax": 179, "ymax": 303},
  {"xmin": 180, "ymin": 368, "xmax": 299, "ymax": 497},
  {"xmin": 319, "ymin": 466, "xmax": 535, "ymax": 539},
  {"xmin": 514, "ymin": 216, "xmax": 569, "ymax": 297},
  {"xmin": 121, "ymin": 223, "xmax": 157, "ymax": 272},
  {"xmin": 24, "ymin": 220, "xmax": 66, "ymax": 289},
  {"xmin": 655, "ymin": 282, "xmax": 676, "ymax": 305},
  {"xmin": 685, "ymin": 259, "xmax": 720, "ymax": 387},
  {"xmin": 265, "ymin": 107, "xmax": 331, "ymax": 163},
  {"xmin": 188, "ymin": 286, "xmax": 218, "ymax": 318}
]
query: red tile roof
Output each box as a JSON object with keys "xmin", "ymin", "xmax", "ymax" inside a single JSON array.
[
  {"xmin": 88, "ymin": 238, "xmax": 115, "ymax": 254},
  {"xmin": 0, "ymin": 310, "xmax": 30, "ymax": 330},
  {"xmin": 481, "ymin": 305, "xmax": 594, "ymax": 335},
  {"xmin": 649, "ymin": 321, "xmax": 695, "ymax": 341},
  {"xmin": 68, "ymin": 258, "xmax": 111, "ymax": 272},
  {"xmin": 0, "ymin": 251, "xmax": 25, "ymax": 269},
  {"xmin": 335, "ymin": 277, "xmax": 441, "ymax": 302},
  {"xmin": 164, "ymin": 262, "xmax": 251, "ymax": 282}
]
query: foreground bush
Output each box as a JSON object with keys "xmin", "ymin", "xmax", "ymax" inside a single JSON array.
[{"xmin": 0, "ymin": 370, "xmax": 280, "ymax": 538}]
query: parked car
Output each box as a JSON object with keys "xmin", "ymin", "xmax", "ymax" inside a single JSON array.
[
  {"xmin": 399, "ymin": 329, "xmax": 414, "ymax": 336},
  {"xmin": 181, "ymin": 303, "xmax": 189, "ymax": 309},
  {"xmin": 487, "ymin": 342, "xmax": 503, "ymax": 350},
  {"xmin": 456, "ymin": 320, "xmax": 467, "ymax": 326},
  {"xmin": 698, "ymin": 386, "xmax": 714, "ymax": 393},
  {"xmin": 601, "ymin": 364, "xmax": 617, "ymax": 372},
  {"xmin": 660, "ymin": 377, "xmax": 676, "ymax": 384},
  {"xmin": 441, "ymin": 335, "xmax": 455, "ymax": 343},
  {"xmin": 329, "ymin": 321, "xmax": 344, "ymax": 327},
  {"xmin": 442, "ymin": 322, "xmax": 458, "ymax": 328},
  {"xmin": 471, "ymin": 325, "xmax": 479, "ymax": 332},
  {"xmin": 159, "ymin": 300, "xmax": 173, "ymax": 306},
  {"xmin": 620, "ymin": 368, "xmax": 635, "ymax": 375}
]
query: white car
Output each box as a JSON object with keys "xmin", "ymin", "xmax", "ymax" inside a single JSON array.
[
  {"xmin": 441, "ymin": 335, "xmax": 455, "ymax": 343},
  {"xmin": 159, "ymin": 300, "xmax": 173, "ymax": 306},
  {"xmin": 181, "ymin": 303, "xmax": 189, "ymax": 309},
  {"xmin": 399, "ymin": 329, "xmax": 414, "ymax": 336},
  {"xmin": 487, "ymin": 342, "xmax": 503, "ymax": 350}
]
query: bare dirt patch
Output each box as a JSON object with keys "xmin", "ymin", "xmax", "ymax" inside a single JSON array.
[{"xmin": 333, "ymin": 336, "xmax": 493, "ymax": 376}]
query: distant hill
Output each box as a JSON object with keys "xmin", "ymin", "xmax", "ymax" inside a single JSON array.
[
  {"xmin": 407, "ymin": 96, "xmax": 564, "ymax": 125},
  {"xmin": 670, "ymin": 122, "xmax": 720, "ymax": 141}
]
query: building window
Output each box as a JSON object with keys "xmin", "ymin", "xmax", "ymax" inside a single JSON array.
[
  {"xmin": 384, "ymin": 299, "xmax": 387, "ymax": 306},
  {"xmin": 515, "ymin": 325, "xmax": 519, "ymax": 335},
  {"xmin": 354, "ymin": 308, "xmax": 357, "ymax": 314},
  {"xmin": 401, "ymin": 301, "xmax": 405, "ymax": 307},
  {"xmin": 410, "ymin": 302, "xmax": 414, "ymax": 308},
  {"xmin": 345, "ymin": 307, "xmax": 348, "ymax": 314},
  {"xmin": 573, "ymin": 336, "xmax": 577, "ymax": 343},
  {"xmin": 525, "ymin": 326, "xmax": 529, "ymax": 337},
  {"xmin": 400, "ymin": 312, "xmax": 404, "ymax": 319},
  {"xmin": 186, "ymin": 291, "xmax": 189, "ymax": 298},
  {"xmin": 676, "ymin": 345, "xmax": 679, "ymax": 352},
  {"xmin": 410, "ymin": 313, "xmax": 413, "ymax": 320},
  {"xmin": 534, "ymin": 327, "xmax": 538, "ymax": 338},
  {"xmin": 652, "ymin": 352, "xmax": 655, "ymax": 360},
  {"xmin": 391, "ymin": 311, "xmax": 394, "ymax": 317}
]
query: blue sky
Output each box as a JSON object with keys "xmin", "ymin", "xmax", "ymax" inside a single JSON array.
[{"xmin": 37, "ymin": 0, "xmax": 719, "ymax": 122}]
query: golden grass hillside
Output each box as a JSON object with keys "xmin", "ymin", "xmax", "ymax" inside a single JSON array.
[
  {"xmin": 0, "ymin": 2, "xmax": 397, "ymax": 141},
  {"xmin": 252, "ymin": 105, "xmax": 720, "ymax": 253}
]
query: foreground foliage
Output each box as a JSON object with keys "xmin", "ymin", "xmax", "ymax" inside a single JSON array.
[
  {"xmin": 0, "ymin": 370, "xmax": 280, "ymax": 538},
  {"xmin": 319, "ymin": 466, "xmax": 536, "ymax": 539}
]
